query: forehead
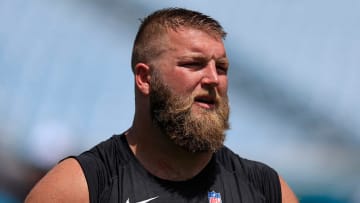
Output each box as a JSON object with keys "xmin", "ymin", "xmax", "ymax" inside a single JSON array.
[{"xmin": 162, "ymin": 27, "xmax": 227, "ymax": 59}]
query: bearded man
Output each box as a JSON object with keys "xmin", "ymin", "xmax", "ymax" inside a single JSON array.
[{"xmin": 26, "ymin": 8, "xmax": 298, "ymax": 203}]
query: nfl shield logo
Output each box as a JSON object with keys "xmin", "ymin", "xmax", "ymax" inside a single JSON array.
[{"xmin": 208, "ymin": 191, "xmax": 222, "ymax": 203}]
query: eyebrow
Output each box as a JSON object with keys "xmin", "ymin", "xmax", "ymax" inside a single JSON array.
[
  {"xmin": 216, "ymin": 57, "xmax": 229, "ymax": 65},
  {"xmin": 177, "ymin": 54, "xmax": 228, "ymax": 64}
]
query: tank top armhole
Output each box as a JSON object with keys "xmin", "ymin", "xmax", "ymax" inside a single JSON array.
[
  {"xmin": 68, "ymin": 152, "xmax": 107, "ymax": 203},
  {"xmin": 64, "ymin": 134, "xmax": 128, "ymax": 203}
]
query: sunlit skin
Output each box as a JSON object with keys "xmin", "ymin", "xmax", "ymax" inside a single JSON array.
[
  {"xmin": 24, "ymin": 26, "xmax": 298, "ymax": 203},
  {"xmin": 150, "ymin": 28, "xmax": 229, "ymax": 113},
  {"xmin": 126, "ymin": 27, "xmax": 230, "ymax": 180}
]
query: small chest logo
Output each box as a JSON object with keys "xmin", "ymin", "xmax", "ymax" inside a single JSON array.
[
  {"xmin": 208, "ymin": 191, "xmax": 222, "ymax": 203},
  {"xmin": 126, "ymin": 196, "xmax": 159, "ymax": 203}
]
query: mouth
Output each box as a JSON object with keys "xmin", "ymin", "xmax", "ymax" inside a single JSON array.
[{"xmin": 194, "ymin": 95, "xmax": 217, "ymax": 109}]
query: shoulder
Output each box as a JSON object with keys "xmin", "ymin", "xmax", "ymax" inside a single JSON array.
[
  {"xmin": 25, "ymin": 158, "xmax": 88, "ymax": 202},
  {"xmin": 76, "ymin": 134, "xmax": 130, "ymax": 194},
  {"xmin": 76, "ymin": 134, "xmax": 130, "ymax": 174},
  {"xmin": 26, "ymin": 134, "xmax": 130, "ymax": 203},
  {"xmin": 279, "ymin": 175, "xmax": 299, "ymax": 203},
  {"xmin": 215, "ymin": 147, "xmax": 298, "ymax": 203},
  {"xmin": 215, "ymin": 147, "xmax": 282, "ymax": 202},
  {"xmin": 215, "ymin": 146, "xmax": 278, "ymax": 177},
  {"xmin": 76, "ymin": 134, "xmax": 126, "ymax": 163}
]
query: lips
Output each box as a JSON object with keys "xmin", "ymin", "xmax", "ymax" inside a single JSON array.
[{"xmin": 194, "ymin": 95, "xmax": 217, "ymax": 109}]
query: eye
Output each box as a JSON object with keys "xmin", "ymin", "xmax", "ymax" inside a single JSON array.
[
  {"xmin": 216, "ymin": 64, "xmax": 228, "ymax": 75},
  {"xmin": 179, "ymin": 61, "xmax": 205, "ymax": 69}
]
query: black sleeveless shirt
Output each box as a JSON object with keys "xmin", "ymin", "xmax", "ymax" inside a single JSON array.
[{"xmin": 74, "ymin": 134, "xmax": 281, "ymax": 203}]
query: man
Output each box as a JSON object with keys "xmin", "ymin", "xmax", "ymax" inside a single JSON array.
[{"xmin": 26, "ymin": 8, "xmax": 298, "ymax": 202}]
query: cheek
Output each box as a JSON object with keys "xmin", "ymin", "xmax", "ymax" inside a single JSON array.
[
  {"xmin": 163, "ymin": 75, "xmax": 196, "ymax": 95},
  {"xmin": 171, "ymin": 72, "xmax": 202, "ymax": 92},
  {"xmin": 218, "ymin": 78, "xmax": 228, "ymax": 96}
]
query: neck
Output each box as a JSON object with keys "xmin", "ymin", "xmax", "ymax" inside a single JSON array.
[{"xmin": 126, "ymin": 118, "xmax": 213, "ymax": 181}]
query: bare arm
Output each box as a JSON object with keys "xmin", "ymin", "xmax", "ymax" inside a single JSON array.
[
  {"xmin": 25, "ymin": 158, "xmax": 89, "ymax": 203},
  {"xmin": 279, "ymin": 176, "xmax": 299, "ymax": 203}
]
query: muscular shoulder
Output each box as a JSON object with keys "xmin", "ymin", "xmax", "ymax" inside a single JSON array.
[
  {"xmin": 73, "ymin": 134, "xmax": 131, "ymax": 202},
  {"xmin": 25, "ymin": 158, "xmax": 89, "ymax": 203}
]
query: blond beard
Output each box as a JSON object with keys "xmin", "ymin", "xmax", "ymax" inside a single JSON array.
[{"xmin": 149, "ymin": 70, "xmax": 230, "ymax": 153}]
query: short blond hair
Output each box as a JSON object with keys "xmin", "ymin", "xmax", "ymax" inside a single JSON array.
[{"xmin": 131, "ymin": 8, "xmax": 227, "ymax": 72}]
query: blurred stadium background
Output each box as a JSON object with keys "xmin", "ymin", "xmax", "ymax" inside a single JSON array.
[{"xmin": 0, "ymin": 1, "xmax": 359, "ymax": 202}]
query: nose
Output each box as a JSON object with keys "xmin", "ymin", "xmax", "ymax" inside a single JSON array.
[{"xmin": 201, "ymin": 61, "xmax": 219, "ymax": 88}]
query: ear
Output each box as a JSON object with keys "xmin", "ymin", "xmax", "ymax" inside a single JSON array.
[{"xmin": 134, "ymin": 63, "xmax": 151, "ymax": 95}]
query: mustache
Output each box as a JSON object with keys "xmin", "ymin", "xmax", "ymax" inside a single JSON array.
[{"xmin": 169, "ymin": 91, "xmax": 223, "ymax": 114}]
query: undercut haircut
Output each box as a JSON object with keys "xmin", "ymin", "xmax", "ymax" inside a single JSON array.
[{"xmin": 131, "ymin": 7, "xmax": 227, "ymax": 72}]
